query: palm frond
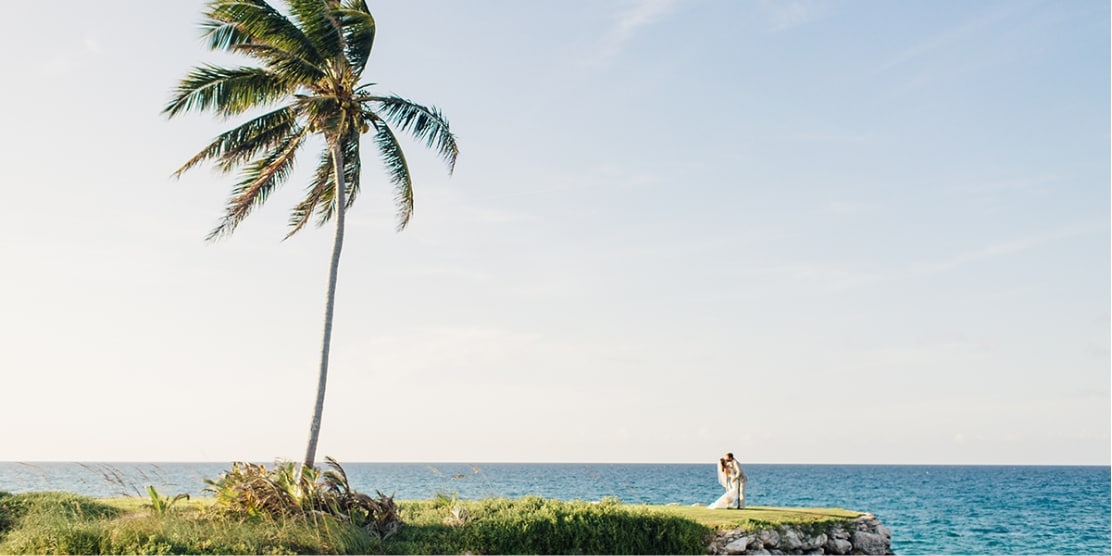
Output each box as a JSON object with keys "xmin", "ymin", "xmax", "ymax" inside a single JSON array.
[
  {"xmin": 228, "ymin": 43, "xmax": 327, "ymax": 84},
  {"xmin": 370, "ymin": 96, "xmax": 459, "ymax": 174},
  {"xmin": 202, "ymin": 0, "xmax": 326, "ymax": 68},
  {"xmin": 286, "ymin": 155, "xmax": 330, "ymax": 239},
  {"xmin": 341, "ymin": 125, "xmax": 362, "ymax": 209},
  {"xmin": 173, "ymin": 106, "xmax": 299, "ymax": 177},
  {"xmin": 216, "ymin": 110, "xmax": 306, "ymax": 174},
  {"xmin": 207, "ymin": 128, "xmax": 309, "ymax": 241},
  {"xmin": 288, "ymin": 0, "xmax": 345, "ymax": 62},
  {"xmin": 285, "ymin": 175, "xmax": 326, "ymax": 239},
  {"xmin": 372, "ymin": 121, "xmax": 414, "ymax": 231},
  {"xmin": 322, "ymin": 456, "xmax": 351, "ymax": 495},
  {"xmin": 164, "ymin": 65, "xmax": 293, "ymax": 118},
  {"xmin": 314, "ymin": 131, "xmax": 362, "ymax": 224},
  {"xmin": 336, "ymin": 1, "xmax": 375, "ymax": 75},
  {"xmin": 286, "ymin": 132, "xmax": 359, "ymax": 238}
]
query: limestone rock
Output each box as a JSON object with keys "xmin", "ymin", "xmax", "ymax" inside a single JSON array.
[
  {"xmin": 802, "ymin": 533, "xmax": 828, "ymax": 550},
  {"xmin": 851, "ymin": 530, "xmax": 888, "ymax": 555},
  {"xmin": 758, "ymin": 529, "xmax": 781, "ymax": 548},
  {"xmin": 825, "ymin": 537, "xmax": 853, "ymax": 555},
  {"xmin": 704, "ymin": 513, "xmax": 892, "ymax": 555},
  {"xmin": 724, "ymin": 536, "xmax": 750, "ymax": 555},
  {"xmin": 853, "ymin": 515, "xmax": 877, "ymax": 531},
  {"xmin": 780, "ymin": 528, "xmax": 803, "ymax": 551}
]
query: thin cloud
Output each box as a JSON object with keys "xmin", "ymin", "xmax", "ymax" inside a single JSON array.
[
  {"xmin": 760, "ymin": 0, "xmax": 826, "ymax": 32},
  {"xmin": 600, "ymin": 0, "xmax": 677, "ymax": 60},
  {"xmin": 821, "ymin": 200, "xmax": 879, "ymax": 215},
  {"xmin": 906, "ymin": 224, "xmax": 1102, "ymax": 278},
  {"xmin": 872, "ymin": 224, "xmax": 1102, "ymax": 287},
  {"xmin": 733, "ymin": 223, "xmax": 1102, "ymax": 296},
  {"xmin": 874, "ymin": 2, "xmax": 1027, "ymax": 74},
  {"xmin": 786, "ymin": 130, "xmax": 873, "ymax": 144}
]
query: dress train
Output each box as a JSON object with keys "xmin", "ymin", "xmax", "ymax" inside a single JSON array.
[{"xmin": 707, "ymin": 488, "xmax": 739, "ymax": 509}]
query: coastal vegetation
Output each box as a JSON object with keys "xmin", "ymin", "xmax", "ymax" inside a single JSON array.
[
  {"xmin": 0, "ymin": 490, "xmax": 864, "ymax": 555},
  {"xmin": 165, "ymin": 0, "xmax": 458, "ymax": 468}
]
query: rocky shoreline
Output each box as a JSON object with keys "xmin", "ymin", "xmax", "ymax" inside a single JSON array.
[{"xmin": 707, "ymin": 514, "xmax": 893, "ymax": 555}]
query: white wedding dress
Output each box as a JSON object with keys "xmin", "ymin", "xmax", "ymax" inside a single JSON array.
[
  {"xmin": 707, "ymin": 461, "xmax": 746, "ymax": 509},
  {"xmin": 708, "ymin": 489, "xmax": 739, "ymax": 509}
]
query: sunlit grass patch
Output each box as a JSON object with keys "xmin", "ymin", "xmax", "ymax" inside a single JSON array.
[
  {"xmin": 644, "ymin": 504, "xmax": 864, "ymax": 530},
  {"xmin": 385, "ymin": 496, "xmax": 709, "ymax": 555}
]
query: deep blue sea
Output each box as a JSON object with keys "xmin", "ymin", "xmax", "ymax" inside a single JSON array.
[{"xmin": 1, "ymin": 462, "xmax": 1108, "ymax": 555}]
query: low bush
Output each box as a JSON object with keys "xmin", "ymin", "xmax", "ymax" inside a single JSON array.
[{"xmin": 205, "ymin": 457, "xmax": 399, "ymax": 539}]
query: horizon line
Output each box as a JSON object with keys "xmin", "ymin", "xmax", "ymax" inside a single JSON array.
[{"xmin": 3, "ymin": 460, "xmax": 1109, "ymax": 467}]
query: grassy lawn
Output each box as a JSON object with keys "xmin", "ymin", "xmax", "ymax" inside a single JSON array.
[
  {"xmin": 645, "ymin": 504, "xmax": 864, "ymax": 530},
  {"xmin": 92, "ymin": 498, "xmax": 863, "ymax": 532},
  {"xmin": 1, "ymin": 493, "xmax": 865, "ymax": 554}
]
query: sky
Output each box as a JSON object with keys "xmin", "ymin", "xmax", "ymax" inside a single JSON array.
[{"xmin": 0, "ymin": 0, "xmax": 1108, "ymax": 465}]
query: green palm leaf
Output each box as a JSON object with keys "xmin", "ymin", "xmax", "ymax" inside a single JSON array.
[
  {"xmin": 228, "ymin": 43, "xmax": 327, "ymax": 84},
  {"xmin": 288, "ymin": 0, "xmax": 345, "ymax": 61},
  {"xmin": 372, "ymin": 121, "xmax": 414, "ymax": 231},
  {"xmin": 208, "ymin": 128, "xmax": 309, "ymax": 240},
  {"xmin": 336, "ymin": 1, "xmax": 375, "ymax": 75},
  {"xmin": 285, "ymin": 130, "xmax": 361, "ymax": 238},
  {"xmin": 164, "ymin": 65, "xmax": 293, "ymax": 117},
  {"xmin": 286, "ymin": 149, "xmax": 333, "ymax": 238},
  {"xmin": 340, "ymin": 126, "xmax": 362, "ymax": 209},
  {"xmin": 371, "ymin": 95, "xmax": 458, "ymax": 174},
  {"xmin": 173, "ymin": 107, "xmax": 299, "ymax": 178},
  {"xmin": 203, "ymin": 0, "xmax": 326, "ymax": 67},
  {"xmin": 314, "ymin": 129, "xmax": 363, "ymax": 221}
]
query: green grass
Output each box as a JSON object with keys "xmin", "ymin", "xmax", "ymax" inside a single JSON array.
[
  {"xmin": 649, "ymin": 504, "xmax": 864, "ymax": 530},
  {"xmin": 0, "ymin": 492, "xmax": 376, "ymax": 555},
  {"xmin": 0, "ymin": 492, "xmax": 863, "ymax": 555},
  {"xmin": 385, "ymin": 497, "xmax": 708, "ymax": 555}
]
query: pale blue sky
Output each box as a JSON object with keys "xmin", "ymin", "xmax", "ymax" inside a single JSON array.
[{"xmin": 0, "ymin": 1, "xmax": 1107, "ymax": 464}]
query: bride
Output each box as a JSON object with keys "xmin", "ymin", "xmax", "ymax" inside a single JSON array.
[{"xmin": 708, "ymin": 452, "xmax": 747, "ymax": 509}]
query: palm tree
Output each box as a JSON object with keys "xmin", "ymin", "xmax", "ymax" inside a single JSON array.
[{"xmin": 165, "ymin": 0, "xmax": 458, "ymax": 468}]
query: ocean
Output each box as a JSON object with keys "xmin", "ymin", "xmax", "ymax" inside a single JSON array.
[{"xmin": 1, "ymin": 462, "xmax": 1108, "ymax": 555}]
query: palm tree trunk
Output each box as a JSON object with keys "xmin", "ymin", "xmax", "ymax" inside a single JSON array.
[{"xmin": 304, "ymin": 140, "xmax": 346, "ymax": 469}]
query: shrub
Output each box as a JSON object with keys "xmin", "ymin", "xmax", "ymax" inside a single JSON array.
[
  {"xmin": 144, "ymin": 486, "xmax": 190, "ymax": 517},
  {"xmin": 205, "ymin": 457, "xmax": 400, "ymax": 540}
]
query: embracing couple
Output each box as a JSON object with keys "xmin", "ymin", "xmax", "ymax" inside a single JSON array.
[{"xmin": 708, "ymin": 452, "xmax": 748, "ymax": 509}]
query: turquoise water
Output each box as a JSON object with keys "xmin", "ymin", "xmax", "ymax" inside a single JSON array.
[{"xmin": 1, "ymin": 463, "xmax": 1108, "ymax": 554}]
